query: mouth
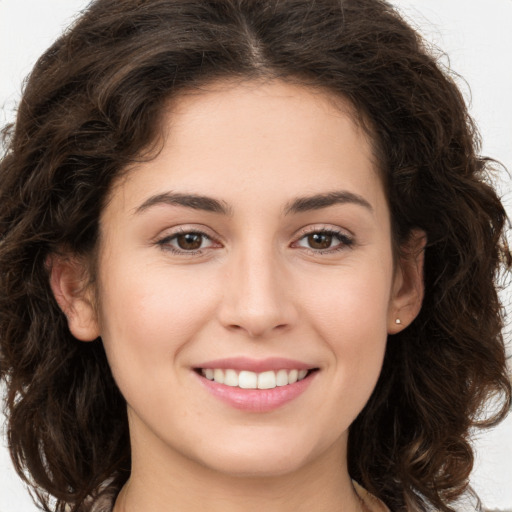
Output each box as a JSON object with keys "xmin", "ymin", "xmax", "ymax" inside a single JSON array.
[
  {"xmin": 194, "ymin": 367, "xmax": 318, "ymax": 390},
  {"xmin": 192, "ymin": 357, "xmax": 319, "ymax": 411},
  {"xmin": 193, "ymin": 365, "xmax": 319, "ymax": 412}
]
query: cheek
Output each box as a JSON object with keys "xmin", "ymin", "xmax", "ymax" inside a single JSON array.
[
  {"xmin": 304, "ymin": 260, "xmax": 393, "ymax": 337},
  {"xmin": 97, "ymin": 262, "xmax": 219, "ymax": 386},
  {"xmin": 300, "ymin": 262, "xmax": 392, "ymax": 393}
]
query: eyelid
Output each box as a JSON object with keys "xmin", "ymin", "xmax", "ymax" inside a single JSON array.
[
  {"xmin": 154, "ymin": 225, "xmax": 223, "ymax": 255},
  {"xmin": 291, "ymin": 224, "xmax": 355, "ymax": 253},
  {"xmin": 293, "ymin": 224, "xmax": 355, "ymax": 242},
  {"xmin": 295, "ymin": 224, "xmax": 354, "ymax": 238},
  {"xmin": 153, "ymin": 223, "xmax": 221, "ymax": 242},
  {"xmin": 153, "ymin": 223, "xmax": 354, "ymax": 256}
]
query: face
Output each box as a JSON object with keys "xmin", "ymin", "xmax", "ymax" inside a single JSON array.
[{"xmin": 56, "ymin": 80, "xmax": 423, "ymax": 481}]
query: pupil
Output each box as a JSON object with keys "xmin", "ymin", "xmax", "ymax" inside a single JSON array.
[
  {"xmin": 177, "ymin": 233, "xmax": 203, "ymax": 250},
  {"xmin": 308, "ymin": 233, "xmax": 332, "ymax": 249}
]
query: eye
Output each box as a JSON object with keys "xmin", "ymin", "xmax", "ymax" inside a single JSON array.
[
  {"xmin": 157, "ymin": 230, "xmax": 218, "ymax": 253},
  {"xmin": 294, "ymin": 229, "xmax": 353, "ymax": 253},
  {"xmin": 174, "ymin": 232, "xmax": 208, "ymax": 251},
  {"xmin": 301, "ymin": 232, "xmax": 336, "ymax": 250}
]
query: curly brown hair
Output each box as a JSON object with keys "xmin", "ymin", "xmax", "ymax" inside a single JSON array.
[{"xmin": 0, "ymin": 0, "xmax": 510, "ymax": 511}]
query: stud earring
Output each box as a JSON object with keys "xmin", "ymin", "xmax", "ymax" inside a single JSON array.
[{"xmin": 395, "ymin": 318, "xmax": 401, "ymax": 325}]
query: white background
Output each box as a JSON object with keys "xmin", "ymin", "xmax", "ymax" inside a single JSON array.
[{"xmin": 1, "ymin": 1, "xmax": 511, "ymax": 511}]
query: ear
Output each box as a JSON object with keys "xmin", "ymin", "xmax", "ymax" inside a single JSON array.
[
  {"xmin": 48, "ymin": 254, "xmax": 100, "ymax": 341},
  {"xmin": 388, "ymin": 229, "xmax": 426, "ymax": 334}
]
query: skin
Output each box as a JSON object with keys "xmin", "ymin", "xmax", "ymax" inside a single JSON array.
[{"xmin": 51, "ymin": 80, "xmax": 424, "ymax": 512}]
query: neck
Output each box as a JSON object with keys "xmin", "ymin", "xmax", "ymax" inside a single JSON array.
[{"xmin": 114, "ymin": 420, "xmax": 363, "ymax": 512}]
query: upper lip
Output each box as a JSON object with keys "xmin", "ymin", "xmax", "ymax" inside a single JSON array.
[{"xmin": 195, "ymin": 357, "xmax": 316, "ymax": 373}]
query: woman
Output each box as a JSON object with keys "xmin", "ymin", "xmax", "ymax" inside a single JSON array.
[{"xmin": 0, "ymin": 1, "xmax": 510, "ymax": 511}]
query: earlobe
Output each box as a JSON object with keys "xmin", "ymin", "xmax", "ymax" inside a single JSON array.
[
  {"xmin": 48, "ymin": 254, "xmax": 100, "ymax": 342},
  {"xmin": 388, "ymin": 229, "xmax": 426, "ymax": 334}
]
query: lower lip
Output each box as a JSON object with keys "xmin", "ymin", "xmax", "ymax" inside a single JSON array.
[{"xmin": 194, "ymin": 371, "xmax": 317, "ymax": 412}]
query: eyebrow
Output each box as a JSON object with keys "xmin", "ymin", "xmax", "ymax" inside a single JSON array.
[
  {"xmin": 284, "ymin": 191, "xmax": 373, "ymax": 215},
  {"xmin": 134, "ymin": 192, "xmax": 232, "ymax": 215},
  {"xmin": 134, "ymin": 190, "xmax": 372, "ymax": 216}
]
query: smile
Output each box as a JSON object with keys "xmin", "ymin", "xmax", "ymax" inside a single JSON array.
[
  {"xmin": 194, "ymin": 362, "xmax": 318, "ymax": 412},
  {"xmin": 199, "ymin": 368, "xmax": 310, "ymax": 389}
]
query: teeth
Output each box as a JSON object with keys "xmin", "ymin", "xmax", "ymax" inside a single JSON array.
[
  {"xmin": 239, "ymin": 370, "xmax": 257, "ymax": 389},
  {"xmin": 257, "ymin": 370, "xmax": 276, "ymax": 389},
  {"xmin": 213, "ymin": 368, "xmax": 224, "ymax": 384},
  {"xmin": 224, "ymin": 369, "xmax": 238, "ymax": 387},
  {"xmin": 200, "ymin": 368, "xmax": 310, "ymax": 389},
  {"xmin": 276, "ymin": 369, "xmax": 288, "ymax": 386}
]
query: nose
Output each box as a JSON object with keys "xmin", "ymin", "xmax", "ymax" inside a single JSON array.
[{"xmin": 217, "ymin": 246, "xmax": 298, "ymax": 338}]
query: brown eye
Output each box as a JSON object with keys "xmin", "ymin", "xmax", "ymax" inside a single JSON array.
[
  {"xmin": 294, "ymin": 229, "xmax": 353, "ymax": 253},
  {"xmin": 157, "ymin": 230, "xmax": 219, "ymax": 254},
  {"xmin": 176, "ymin": 233, "xmax": 204, "ymax": 250},
  {"xmin": 307, "ymin": 233, "xmax": 333, "ymax": 249}
]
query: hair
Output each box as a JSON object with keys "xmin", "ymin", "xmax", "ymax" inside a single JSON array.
[{"xmin": 0, "ymin": 0, "xmax": 510, "ymax": 511}]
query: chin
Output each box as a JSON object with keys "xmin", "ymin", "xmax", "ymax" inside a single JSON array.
[
  {"xmin": 188, "ymin": 432, "xmax": 327, "ymax": 479},
  {"xmin": 202, "ymin": 453, "xmax": 309, "ymax": 479}
]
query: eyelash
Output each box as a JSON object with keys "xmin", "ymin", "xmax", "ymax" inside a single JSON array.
[
  {"xmin": 292, "ymin": 227, "xmax": 354, "ymax": 254},
  {"xmin": 156, "ymin": 228, "xmax": 217, "ymax": 255},
  {"xmin": 155, "ymin": 227, "xmax": 354, "ymax": 256}
]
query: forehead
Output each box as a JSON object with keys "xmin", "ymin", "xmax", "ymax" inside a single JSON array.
[
  {"xmin": 166, "ymin": 79, "xmax": 372, "ymax": 154},
  {"xmin": 107, "ymin": 79, "xmax": 385, "ymax": 217}
]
